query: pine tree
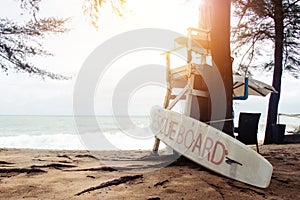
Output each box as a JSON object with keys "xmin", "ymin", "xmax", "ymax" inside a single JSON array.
[
  {"xmin": 0, "ymin": 0, "xmax": 69, "ymax": 79},
  {"xmin": 231, "ymin": 0, "xmax": 300, "ymax": 144}
]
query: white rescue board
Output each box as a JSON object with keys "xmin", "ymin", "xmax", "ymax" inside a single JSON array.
[{"xmin": 150, "ymin": 106, "xmax": 273, "ymax": 188}]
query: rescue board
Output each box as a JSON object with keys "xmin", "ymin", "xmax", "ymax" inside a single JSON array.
[{"xmin": 150, "ymin": 106, "xmax": 273, "ymax": 188}]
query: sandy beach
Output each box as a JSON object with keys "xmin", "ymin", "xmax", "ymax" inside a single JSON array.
[{"xmin": 1, "ymin": 141, "xmax": 300, "ymax": 200}]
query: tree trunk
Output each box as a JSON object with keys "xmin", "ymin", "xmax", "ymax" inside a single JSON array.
[
  {"xmin": 210, "ymin": 0, "xmax": 234, "ymax": 136},
  {"xmin": 264, "ymin": 0, "xmax": 284, "ymax": 144}
]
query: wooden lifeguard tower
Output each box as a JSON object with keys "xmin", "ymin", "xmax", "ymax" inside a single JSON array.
[{"xmin": 152, "ymin": 1, "xmax": 215, "ymax": 154}]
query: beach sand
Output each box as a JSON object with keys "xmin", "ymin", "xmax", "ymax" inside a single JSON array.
[{"xmin": 1, "ymin": 142, "xmax": 300, "ymax": 199}]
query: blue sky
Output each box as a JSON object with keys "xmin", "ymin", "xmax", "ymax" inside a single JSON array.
[{"xmin": 0, "ymin": 0, "xmax": 299, "ymax": 119}]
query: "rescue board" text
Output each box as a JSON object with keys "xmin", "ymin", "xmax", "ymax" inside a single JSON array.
[{"xmin": 151, "ymin": 113, "xmax": 226, "ymax": 166}]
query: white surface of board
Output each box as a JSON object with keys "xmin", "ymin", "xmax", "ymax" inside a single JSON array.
[{"xmin": 150, "ymin": 106, "xmax": 273, "ymax": 188}]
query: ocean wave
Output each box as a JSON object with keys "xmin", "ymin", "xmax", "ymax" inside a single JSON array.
[{"xmin": 0, "ymin": 128, "xmax": 161, "ymax": 150}]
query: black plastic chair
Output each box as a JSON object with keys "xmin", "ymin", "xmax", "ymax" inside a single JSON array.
[{"xmin": 234, "ymin": 112, "xmax": 261, "ymax": 153}]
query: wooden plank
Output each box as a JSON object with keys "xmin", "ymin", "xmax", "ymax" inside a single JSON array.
[
  {"xmin": 171, "ymin": 80, "xmax": 187, "ymax": 88},
  {"xmin": 191, "ymin": 89, "xmax": 209, "ymax": 97}
]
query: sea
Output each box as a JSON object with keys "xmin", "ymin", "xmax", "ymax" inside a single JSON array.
[
  {"xmin": 0, "ymin": 115, "xmax": 157, "ymax": 150},
  {"xmin": 0, "ymin": 115, "xmax": 299, "ymax": 150}
]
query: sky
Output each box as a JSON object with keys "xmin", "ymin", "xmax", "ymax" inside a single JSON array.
[{"xmin": 0, "ymin": 0, "xmax": 299, "ymax": 119}]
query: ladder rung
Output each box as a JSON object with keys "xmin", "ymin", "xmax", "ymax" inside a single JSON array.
[{"xmin": 192, "ymin": 89, "xmax": 209, "ymax": 97}]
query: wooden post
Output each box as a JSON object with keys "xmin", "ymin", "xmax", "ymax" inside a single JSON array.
[{"xmin": 152, "ymin": 53, "xmax": 171, "ymax": 154}]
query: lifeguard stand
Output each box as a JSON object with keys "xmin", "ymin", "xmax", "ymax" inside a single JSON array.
[
  {"xmin": 152, "ymin": 25, "xmax": 213, "ymax": 154},
  {"xmin": 152, "ymin": 1, "xmax": 214, "ymax": 154}
]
